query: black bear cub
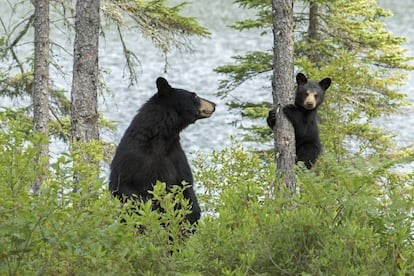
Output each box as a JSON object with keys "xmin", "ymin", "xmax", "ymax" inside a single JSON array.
[
  {"xmin": 109, "ymin": 77, "xmax": 216, "ymax": 224},
  {"xmin": 267, "ymin": 73, "xmax": 331, "ymax": 169}
]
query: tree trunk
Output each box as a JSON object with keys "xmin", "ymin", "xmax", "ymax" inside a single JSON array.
[
  {"xmin": 308, "ymin": 1, "xmax": 320, "ymax": 63},
  {"xmin": 71, "ymin": 0, "xmax": 100, "ymax": 186},
  {"xmin": 32, "ymin": 0, "xmax": 50, "ymax": 193},
  {"xmin": 71, "ymin": 0, "xmax": 100, "ymax": 143},
  {"xmin": 271, "ymin": 0, "xmax": 296, "ymax": 191},
  {"xmin": 308, "ymin": 2, "xmax": 319, "ymax": 41}
]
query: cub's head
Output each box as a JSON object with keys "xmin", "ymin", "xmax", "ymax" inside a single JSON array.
[
  {"xmin": 155, "ymin": 77, "xmax": 216, "ymax": 124},
  {"xmin": 295, "ymin": 73, "xmax": 331, "ymax": 110}
]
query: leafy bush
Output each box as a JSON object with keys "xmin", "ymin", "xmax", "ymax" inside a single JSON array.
[
  {"xmin": 186, "ymin": 145, "xmax": 414, "ymax": 275},
  {"xmin": 1, "ymin": 111, "xmax": 413, "ymax": 275},
  {"xmin": 0, "ymin": 111, "xmax": 194, "ymax": 275}
]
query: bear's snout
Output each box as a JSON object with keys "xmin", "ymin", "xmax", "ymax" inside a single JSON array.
[
  {"xmin": 305, "ymin": 102, "xmax": 316, "ymax": 109},
  {"xmin": 198, "ymin": 97, "xmax": 216, "ymax": 118},
  {"xmin": 303, "ymin": 91, "xmax": 317, "ymax": 110}
]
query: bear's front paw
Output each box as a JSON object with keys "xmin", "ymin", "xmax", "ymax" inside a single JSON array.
[
  {"xmin": 283, "ymin": 104, "xmax": 296, "ymax": 111},
  {"xmin": 266, "ymin": 109, "xmax": 276, "ymax": 129},
  {"xmin": 282, "ymin": 104, "xmax": 297, "ymax": 121},
  {"xmin": 283, "ymin": 104, "xmax": 296, "ymax": 114}
]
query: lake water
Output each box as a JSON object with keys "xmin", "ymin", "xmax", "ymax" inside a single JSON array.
[
  {"xmin": 100, "ymin": 0, "xmax": 414, "ymax": 158},
  {"xmin": 374, "ymin": 0, "xmax": 414, "ymax": 148},
  {"xmin": 98, "ymin": 0, "xmax": 271, "ymax": 157},
  {"xmin": 101, "ymin": 0, "xmax": 414, "ymax": 157},
  {"xmin": 1, "ymin": 0, "xmax": 413, "ymax": 161}
]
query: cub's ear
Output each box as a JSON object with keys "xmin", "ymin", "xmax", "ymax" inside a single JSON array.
[
  {"xmin": 156, "ymin": 77, "xmax": 172, "ymax": 96},
  {"xmin": 296, "ymin": 73, "xmax": 308, "ymax": 86},
  {"xmin": 319, "ymin": 78, "xmax": 332, "ymax": 91}
]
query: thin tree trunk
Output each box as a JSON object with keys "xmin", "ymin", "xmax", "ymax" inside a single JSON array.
[
  {"xmin": 71, "ymin": 0, "xmax": 100, "ymax": 143},
  {"xmin": 308, "ymin": 2, "xmax": 319, "ymax": 41},
  {"xmin": 71, "ymin": 0, "xmax": 100, "ymax": 186},
  {"xmin": 32, "ymin": 0, "xmax": 50, "ymax": 193},
  {"xmin": 308, "ymin": 1, "xmax": 320, "ymax": 63},
  {"xmin": 271, "ymin": 0, "xmax": 296, "ymax": 191}
]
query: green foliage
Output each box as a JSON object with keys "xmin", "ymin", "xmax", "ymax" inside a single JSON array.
[
  {"xmin": 188, "ymin": 144, "xmax": 414, "ymax": 274},
  {"xmin": 226, "ymin": 101, "xmax": 273, "ymax": 142},
  {"xmin": 215, "ymin": 51, "xmax": 273, "ymax": 94},
  {"xmin": 0, "ymin": 71, "xmax": 33, "ymax": 99},
  {"xmin": 230, "ymin": 0, "xmax": 271, "ymax": 32},
  {"xmin": 102, "ymin": 0, "xmax": 210, "ymax": 53},
  {"xmin": 0, "ymin": 69, "xmax": 74, "ymax": 141},
  {"xmin": 101, "ymin": 0, "xmax": 210, "ymax": 85},
  {"xmin": 1, "ymin": 110, "xmax": 414, "ymax": 274},
  {"xmin": 0, "ymin": 112, "xmax": 196, "ymax": 275}
]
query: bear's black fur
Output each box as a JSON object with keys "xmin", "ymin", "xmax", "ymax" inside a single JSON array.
[
  {"xmin": 267, "ymin": 73, "xmax": 331, "ymax": 169},
  {"xmin": 109, "ymin": 77, "xmax": 216, "ymax": 224}
]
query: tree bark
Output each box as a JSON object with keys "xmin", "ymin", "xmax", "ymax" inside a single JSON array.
[
  {"xmin": 71, "ymin": 0, "xmax": 100, "ymax": 187},
  {"xmin": 271, "ymin": 0, "xmax": 296, "ymax": 191},
  {"xmin": 308, "ymin": 2, "xmax": 319, "ymax": 41},
  {"xmin": 71, "ymin": 0, "xmax": 100, "ymax": 144},
  {"xmin": 32, "ymin": 0, "xmax": 50, "ymax": 193},
  {"xmin": 308, "ymin": 1, "xmax": 321, "ymax": 64}
]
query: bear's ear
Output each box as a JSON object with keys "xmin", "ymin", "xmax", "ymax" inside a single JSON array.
[
  {"xmin": 296, "ymin": 73, "xmax": 308, "ymax": 86},
  {"xmin": 156, "ymin": 77, "xmax": 172, "ymax": 96},
  {"xmin": 319, "ymin": 78, "xmax": 332, "ymax": 91}
]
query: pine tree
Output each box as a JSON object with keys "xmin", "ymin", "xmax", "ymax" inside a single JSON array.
[
  {"xmin": 1, "ymin": 0, "xmax": 209, "ymax": 121},
  {"xmin": 32, "ymin": 0, "xmax": 50, "ymax": 192},
  {"xmin": 216, "ymin": 0, "xmax": 413, "ymax": 160},
  {"xmin": 0, "ymin": 0, "xmax": 209, "ymax": 190},
  {"xmin": 271, "ymin": 0, "xmax": 296, "ymax": 189}
]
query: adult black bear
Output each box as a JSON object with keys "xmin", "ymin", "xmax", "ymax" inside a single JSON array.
[
  {"xmin": 267, "ymin": 73, "xmax": 331, "ymax": 169},
  {"xmin": 109, "ymin": 77, "xmax": 216, "ymax": 224}
]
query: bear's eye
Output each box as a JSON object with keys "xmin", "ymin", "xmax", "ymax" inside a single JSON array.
[{"xmin": 192, "ymin": 93, "xmax": 199, "ymax": 103}]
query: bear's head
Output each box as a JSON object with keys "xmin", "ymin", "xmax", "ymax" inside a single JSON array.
[
  {"xmin": 155, "ymin": 77, "xmax": 216, "ymax": 124},
  {"xmin": 295, "ymin": 73, "xmax": 331, "ymax": 110}
]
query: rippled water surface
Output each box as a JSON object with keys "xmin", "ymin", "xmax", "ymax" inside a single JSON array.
[
  {"xmin": 101, "ymin": 0, "xmax": 414, "ymax": 157},
  {"xmin": 375, "ymin": 0, "xmax": 414, "ymax": 148},
  {"xmin": 98, "ymin": 0, "xmax": 271, "ymax": 156}
]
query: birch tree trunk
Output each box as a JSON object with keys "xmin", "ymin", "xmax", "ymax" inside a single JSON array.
[
  {"xmin": 71, "ymin": 0, "xmax": 100, "ymax": 144},
  {"xmin": 32, "ymin": 0, "xmax": 50, "ymax": 193},
  {"xmin": 271, "ymin": 0, "xmax": 296, "ymax": 190}
]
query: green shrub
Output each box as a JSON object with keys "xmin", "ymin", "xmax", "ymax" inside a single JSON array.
[
  {"xmin": 0, "ymin": 111, "xmax": 194, "ymax": 275},
  {"xmin": 0, "ymin": 110, "xmax": 413, "ymax": 274},
  {"xmin": 184, "ymin": 144, "xmax": 414, "ymax": 275}
]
